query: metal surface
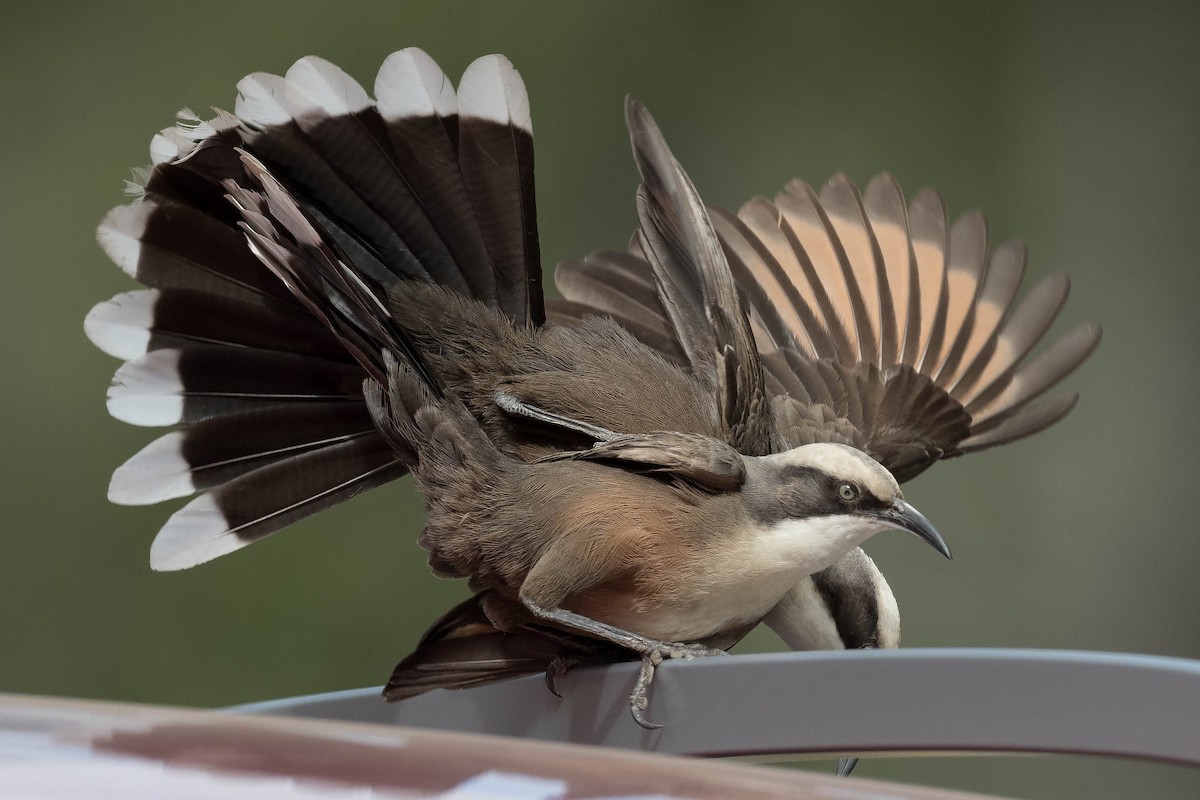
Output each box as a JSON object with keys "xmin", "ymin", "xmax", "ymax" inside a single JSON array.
[{"xmin": 233, "ymin": 648, "xmax": 1200, "ymax": 766}]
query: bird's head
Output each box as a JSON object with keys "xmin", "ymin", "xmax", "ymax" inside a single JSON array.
[{"xmin": 742, "ymin": 442, "xmax": 951, "ymax": 569}]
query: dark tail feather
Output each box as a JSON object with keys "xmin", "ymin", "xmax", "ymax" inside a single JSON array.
[
  {"xmin": 234, "ymin": 51, "xmax": 544, "ymax": 322},
  {"xmin": 108, "ymin": 404, "xmax": 381, "ymax": 506},
  {"xmin": 90, "ymin": 50, "xmax": 545, "ymax": 568},
  {"xmin": 384, "ymin": 594, "xmax": 558, "ymax": 700},
  {"xmin": 149, "ymin": 435, "xmax": 406, "ymax": 570},
  {"xmin": 226, "ymin": 152, "xmax": 440, "ymax": 389},
  {"xmin": 456, "ymin": 55, "xmax": 543, "ymax": 326},
  {"xmin": 384, "ymin": 592, "xmax": 632, "ymax": 701}
]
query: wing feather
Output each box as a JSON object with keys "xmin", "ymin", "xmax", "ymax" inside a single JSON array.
[{"xmin": 555, "ymin": 170, "xmax": 1097, "ymax": 480}]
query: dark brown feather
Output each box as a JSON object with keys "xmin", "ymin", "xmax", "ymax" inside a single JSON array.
[
  {"xmin": 93, "ymin": 52, "xmax": 556, "ymax": 569},
  {"xmin": 626, "ymin": 99, "xmax": 772, "ymax": 455},
  {"xmin": 384, "ymin": 593, "xmax": 628, "ymax": 700},
  {"xmin": 555, "ymin": 169, "xmax": 1097, "ymax": 480},
  {"xmin": 456, "ymin": 57, "xmax": 543, "ymax": 326}
]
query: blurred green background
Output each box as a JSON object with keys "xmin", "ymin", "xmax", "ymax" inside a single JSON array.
[{"xmin": 2, "ymin": 1, "xmax": 1198, "ymax": 797}]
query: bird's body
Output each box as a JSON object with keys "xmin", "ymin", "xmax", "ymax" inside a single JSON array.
[
  {"xmin": 361, "ymin": 337, "xmax": 946, "ymax": 725},
  {"xmin": 391, "ymin": 283, "xmax": 718, "ymax": 449},
  {"xmin": 86, "ymin": 47, "xmax": 1099, "ymax": 721},
  {"xmin": 384, "ymin": 370, "xmax": 921, "ymax": 647}
]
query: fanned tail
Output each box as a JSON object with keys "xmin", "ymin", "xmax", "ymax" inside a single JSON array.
[{"xmin": 87, "ymin": 49, "xmax": 542, "ymax": 569}]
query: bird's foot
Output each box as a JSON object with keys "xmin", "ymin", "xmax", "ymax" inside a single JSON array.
[
  {"xmin": 627, "ymin": 640, "xmax": 726, "ymax": 729},
  {"xmin": 543, "ymin": 652, "xmax": 592, "ymax": 698},
  {"xmin": 630, "ymin": 653, "xmax": 663, "ymax": 729},
  {"xmin": 518, "ymin": 600, "xmax": 726, "ymax": 728}
]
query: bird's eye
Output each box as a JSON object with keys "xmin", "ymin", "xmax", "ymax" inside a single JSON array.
[{"xmin": 837, "ymin": 482, "xmax": 859, "ymax": 504}]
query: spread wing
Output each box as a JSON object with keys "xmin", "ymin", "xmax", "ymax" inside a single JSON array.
[
  {"xmin": 551, "ymin": 172, "xmax": 1100, "ymax": 481},
  {"xmin": 623, "ymin": 99, "xmax": 773, "ymax": 456}
]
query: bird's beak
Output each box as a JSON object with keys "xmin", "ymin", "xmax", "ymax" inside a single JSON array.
[{"xmin": 877, "ymin": 500, "xmax": 952, "ymax": 560}]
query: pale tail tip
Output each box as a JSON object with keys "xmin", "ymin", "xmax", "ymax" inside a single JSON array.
[
  {"xmin": 150, "ymin": 494, "xmax": 244, "ymax": 571},
  {"xmin": 84, "ymin": 291, "xmax": 156, "ymax": 360},
  {"xmin": 458, "ymin": 54, "xmax": 531, "ymax": 134}
]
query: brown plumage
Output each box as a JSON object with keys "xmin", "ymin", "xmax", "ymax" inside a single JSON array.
[
  {"xmin": 85, "ymin": 49, "xmax": 1097, "ymax": 713},
  {"xmin": 361, "ymin": 349, "xmax": 945, "ymax": 730}
]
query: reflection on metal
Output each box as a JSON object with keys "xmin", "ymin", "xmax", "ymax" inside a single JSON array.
[{"xmin": 232, "ymin": 648, "xmax": 1200, "ymax": 766}]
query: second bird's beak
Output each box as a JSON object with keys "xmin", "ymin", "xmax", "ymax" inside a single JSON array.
[{"xmin": 877, "ymin": 500, "xmax": 952, "ymax": 560}]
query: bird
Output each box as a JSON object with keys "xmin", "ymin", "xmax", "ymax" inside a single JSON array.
[
  {"xmin": 86, "ymin": 48, "xmax": 1100, "ymax": 727},
  {"xmin": 363, "ymin": 349, "xmax": 948, "ymax": 725},
  {"xmin": 205, "ymin": 118, "xmax": 953, "ymax": 725}
]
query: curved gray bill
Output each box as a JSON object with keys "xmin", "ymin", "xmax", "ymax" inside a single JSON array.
[{"xmin": 879, "ymin": 499, "xmax": 952, "ymax": 560}]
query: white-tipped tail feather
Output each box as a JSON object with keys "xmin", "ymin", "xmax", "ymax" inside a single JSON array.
[
  {"xmin": 284, "ymin": 56, "xmax": 373, "ymax": 117},
  {"xmin": 375, "ymin": 47, "xmax": 457, "ymax": 119},
  {"xmin": 96, "ymin": 204, "xmax": 150, "ymax": 278},
  {"xmin": 84, "ymin": 290, "xmax": 156, "ymax": 360},
  {"xmin": 457, "ymin": 55, "xmax": 532, "ymax": 133},
  {"xmin": 107, "ymin": 350, "xmax": 184, "ymax": 426},
  {"xmin": 150, "ymin": 494, "xmax": 249, "ymax": 571},
  {"xmin": 109, "ymin": 430, "xmax": 194, "ymax": 505},
  {"xmin": 234, "ymin": 72, "xmax": 293, "ymax": 128}
]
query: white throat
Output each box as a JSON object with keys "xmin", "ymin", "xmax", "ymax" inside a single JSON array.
[
  {"xmin": 631, "ymin": 515, "xmax": 883, "ymax": 643},
  {"xmin": 757, "ymin": 514, "xmax": 882, "ymax": 576}
]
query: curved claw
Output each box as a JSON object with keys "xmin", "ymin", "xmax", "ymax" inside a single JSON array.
[
  {"xmin": 544, "ymin": 670, "xmax": 564, "ymax": 698},
  {"xmin": 544, "ymin": 654, "xmax": 579, "ymax": 698},
  {"xmin": 631, "ymin": 702, "xmax": 664, "ymax": 730},
  {"xmin": 544, "ymin": 651, "xmax": 599, "ymax": 698}
]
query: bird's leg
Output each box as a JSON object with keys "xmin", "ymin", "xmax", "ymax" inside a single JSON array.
[
  {"xmin": 836, "ymin": 758, "xmax": 860, "ymax": 777},
  {"xmin": 494, "ymin": 391, "xmax": 621, "ymax": 442},
  {"xmin": 522, "ymin": 600, "xmax": 724, "ymax": 729},
  {"xmin": 523, "ymin": 602, "xmax": 723, "ymax": 659}
]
